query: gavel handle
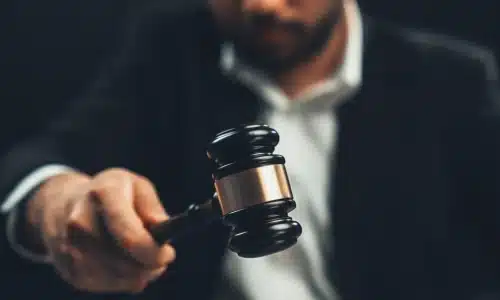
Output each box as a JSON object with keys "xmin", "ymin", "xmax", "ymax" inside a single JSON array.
[{"xmin": 148, "ymin": 198, "xmax": 220, "ymax": 245}]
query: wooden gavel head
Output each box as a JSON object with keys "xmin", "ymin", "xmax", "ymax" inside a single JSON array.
[{"xmin": 206, "ymin": 124, "xmax": 302, "ymax": 258}]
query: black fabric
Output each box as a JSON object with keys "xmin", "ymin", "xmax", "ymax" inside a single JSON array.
[
  {"xmin": 0, "ymin": 0, "xmax": 131, "ymax": 155},
  {"xmin": 1, "ymin": 3, "xmax": 499, "ymax": 300}
]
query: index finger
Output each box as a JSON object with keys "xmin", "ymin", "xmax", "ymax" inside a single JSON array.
[{"xmin": 90, "ymin": 173, "xmax": 175, "ymax": 269}]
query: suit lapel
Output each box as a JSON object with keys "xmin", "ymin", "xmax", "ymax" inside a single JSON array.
[
  {"xmin": 328, "ymin": 16, "xmax": 400, "ymax": 296},
  {"xmin": 328, "ymin": 16, "xmax": 448, "ymax": 298}
]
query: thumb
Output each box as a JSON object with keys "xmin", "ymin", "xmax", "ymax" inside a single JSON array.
[{"xmin": 132, "ymin": 176, "xmax": 169, "ymax": 226}]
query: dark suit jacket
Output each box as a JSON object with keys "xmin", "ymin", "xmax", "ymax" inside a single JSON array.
[{"xmin": 1, "ymin": 3, "xmax": 500, "ymax": 300}]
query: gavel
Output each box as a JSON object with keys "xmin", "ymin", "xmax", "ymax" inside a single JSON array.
[{"xmin": 148, "ymin": 124, "xmax": 302, "ymax": 258}]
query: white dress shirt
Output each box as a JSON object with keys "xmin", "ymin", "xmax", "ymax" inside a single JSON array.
[
  {"xmin": 1, "ymin": 1, "xmax": 363, "ymax": 298},
  {"xmin": 218, "ymin": 1, "xmax": 363, "ymax": 299}
]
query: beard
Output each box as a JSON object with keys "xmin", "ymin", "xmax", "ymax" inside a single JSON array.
[{"xmin": 228, "ymin": 8, "xmax": 343, "ymax": 74}]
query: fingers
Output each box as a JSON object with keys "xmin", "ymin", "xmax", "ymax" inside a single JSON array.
[
  {"xmin": 53, "ymin": 244, "xmax": 148, "ymax": 294},
  {"xmin": 67, "ymin": 190, "xmax": 99, "ymax": 239},
  {"xmin": 80, "ymin": 243, "xmax": 167, "ymax": 293},
  {"xmin": 91, "ymin": 169, "xmax": 176, "ymax": 269},
  {"xmin": 48, "ymin": 168, "xmax": 175, "ymax": 294},
  {"xmin": 57, "ymin": 213, "xmax": 169, "ymax": 294},
  {"xmin": 133, "ymin": 176, "xmax": 169, "ymax": 226}
]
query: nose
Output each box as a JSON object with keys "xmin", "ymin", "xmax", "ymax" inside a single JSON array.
[{"xmin": 242, "ymin": 0, "xmax": 287, "ymax": 13}]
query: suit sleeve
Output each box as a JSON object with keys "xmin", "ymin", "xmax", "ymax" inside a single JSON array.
[{"xmin": 2, "ymin": 165, "xmax": 75, "ymax": 263}]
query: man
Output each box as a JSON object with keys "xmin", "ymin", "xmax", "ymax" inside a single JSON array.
[{"xmin": 1, "ymin": 0, "xmax": 500, "ymax": 299}]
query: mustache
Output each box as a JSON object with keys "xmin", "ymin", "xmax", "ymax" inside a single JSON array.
[{"xmin": 245, "ymin": 14, "xmax": 305, "ymax": 33}]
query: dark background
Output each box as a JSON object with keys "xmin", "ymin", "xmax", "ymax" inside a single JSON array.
[
  {"xmin": 0, "ymin": 0, "xmax": 498, "ymax": 155},
  {"xmin": 0, "ymin": 0, "xmax": 498, "ymax": 293}
]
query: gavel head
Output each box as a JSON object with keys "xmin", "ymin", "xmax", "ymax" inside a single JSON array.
[{"xmin": 206, "ymin": 124, "xmax": 302, "ymax": 258}]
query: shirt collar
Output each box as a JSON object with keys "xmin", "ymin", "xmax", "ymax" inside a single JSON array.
[{"xmin": 220, "ymin": 0, "xmax": 364, "ymax": 112}]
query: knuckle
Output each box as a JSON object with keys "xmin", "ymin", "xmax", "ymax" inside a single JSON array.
[
  {"xmin": 91, "ymin": 181, "xmax": 120, "ymax": 204},
  {"xmin": 149, "ymin": 253, "xmax": 169, "ymax": 269},
  {"xmin": 98, "ymin": 177, "xmax": 123, "ymax": 192},
  {"xmin": 66, "ymin": 218, "xmax": 84, "ymax": 234},
  {"xmin": 67, "ymin": 209, "xmax": 86, "ymax": 232},
  {"xmin": 143, "ymin": 250, "xmax": 174, "ymax": 269},
  {"xmin": 93, "ymin": 168, "xmax": 128, "ymax": 187},
  {"xmin": 91, "ymin": 169, "xmax": 135, "ymax": 202},
  {"xmin": 136, "ymin": 175, "xmax": 155, "ymax": 190},
  {"xmin": 103, "ymin": 167, "xmax": 133, "ymax": 179},
  {"xmin": 90, "ymin": 184, "xmax": 109, "ymax": 201}
]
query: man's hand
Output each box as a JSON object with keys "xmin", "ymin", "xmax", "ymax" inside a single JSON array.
[{"xmin": 26, "ymin": 168, "xmax": 176, "ymax": 294}]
